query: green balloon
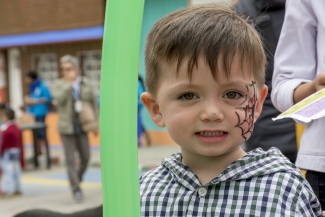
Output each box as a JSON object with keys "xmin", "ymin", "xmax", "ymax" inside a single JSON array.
[{"xmin": 100, "ymin": 0, "xmax": 144, "ymax": 216}]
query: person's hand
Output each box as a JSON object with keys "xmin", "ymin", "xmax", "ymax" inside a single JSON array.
[
  {"xmin": 312, "ymin": 72, "xmax": 325, "ymax": 92},
  {"xmin": 24, "ymin": 96, "xmax": 35, "ymax": 105},
  {"xmin": 93, "ymin": 128, "xmax": 99, "ymax": 136},
  {"xmin": 294, "ymin": 73, "xmax": 325, "ymax": 104},
  {"xmin": 19, "ymin": 105, "xmax": 26, "ymax": 112}
]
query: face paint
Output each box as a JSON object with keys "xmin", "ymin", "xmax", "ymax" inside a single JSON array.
[{"xmin": 234, "ymin": 81, "xmax": 257, "ymax": 141}]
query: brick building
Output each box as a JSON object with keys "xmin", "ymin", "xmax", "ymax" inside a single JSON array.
[{"xmin": 0, "ymin": 0, "xmax": 105, "ymax": 112}]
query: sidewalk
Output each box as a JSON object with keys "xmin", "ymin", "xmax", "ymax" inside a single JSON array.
[{"xmin": 0, "ymin": 145, "xmax": 180, "ymax": 217}]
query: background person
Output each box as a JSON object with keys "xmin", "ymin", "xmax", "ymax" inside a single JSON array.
[
  {"xmin": 235, "ymin": 0, "xmax": 297, "ymax": 163},
  {"xmin": 23, "ymin": 70, "xmax": 51, "ymax": 155},
  {"xmin": 138, "ymin": 75, "xmax": 145, "ymax": 146},
  {"xmin": 0, "ymin": 108, "xmax": 22, "ymax": 197},
  {"xmin": 52, "ymin": 55, "xmax": 98, "ymax": 202},
  {"xmin": 272, "ymin": 0, "xmax": 325, "ymax": 210}
]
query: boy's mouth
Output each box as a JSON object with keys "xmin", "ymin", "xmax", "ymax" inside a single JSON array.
[
  {"xmin": 196, "ymin": 131, "xmax": 228, "ymax": 137},
  {"xmin": 195, "ymin": 131, "xmax": 228, "ymax": 143}
]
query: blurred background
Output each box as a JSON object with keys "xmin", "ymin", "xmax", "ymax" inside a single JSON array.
[
  {"xmin": 0, "ymin": 0, "xmax": 232, "ymax": 149},
  {"xmin": 0, "ymin": 0, "xmax": 233, "ymax": 216}
]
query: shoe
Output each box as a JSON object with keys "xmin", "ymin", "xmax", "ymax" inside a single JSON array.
[
  {"xmin": 13, "ymin": 191, "xmax": 22, "ymax": 196},
  {"xmin": 73, "ymin": 191, "xmax": 83, "ymax": 202}
]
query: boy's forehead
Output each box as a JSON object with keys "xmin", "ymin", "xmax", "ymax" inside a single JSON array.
[{"xmin": 159, "ymin": 55, "xmax": 255, "ymax": 82}]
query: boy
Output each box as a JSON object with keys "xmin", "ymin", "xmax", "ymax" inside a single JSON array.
[
  {"xmin": 0, "ymin": 108, "xmax": 22, "ymax": 196},
  {"xmin": 140, "ymin": 4, "xmax": 321, "ymax": 216}
]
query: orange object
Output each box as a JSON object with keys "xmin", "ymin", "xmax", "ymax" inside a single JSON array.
[
  {"xmin": 296, "ymin": 123, "xmax": 306, "ymax": 176},
  {"xmin": 0, "ymin": 88, "xmax": 5, "ymax": 102}
]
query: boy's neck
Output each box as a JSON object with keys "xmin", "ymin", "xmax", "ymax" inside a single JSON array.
[{"xmin": 181, "ymin": 147, "xmax": 246, "ymax": 185}]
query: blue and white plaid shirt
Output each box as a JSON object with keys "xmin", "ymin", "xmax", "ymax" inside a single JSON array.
[{"xmin": 140, "ymin": 148, "xmax": 321, "ymax": 216}]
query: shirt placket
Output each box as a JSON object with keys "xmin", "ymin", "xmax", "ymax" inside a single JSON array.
[{"xmin": 186, "ymin": 185, "xmax": 210, "ymax": 217}]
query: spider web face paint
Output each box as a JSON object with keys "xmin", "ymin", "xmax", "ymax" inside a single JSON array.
[{"xmin": 234, "ymin": 81, "xmax": 257, "ymax": 141}]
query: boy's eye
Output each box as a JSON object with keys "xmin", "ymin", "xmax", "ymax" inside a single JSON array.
[
  {"xmin": 179, "ymin": 93, "xmax": 198, "ymax": 100},
  {"xmin": 223, "ymin": 91, "xmax": 242, "ymax": 99}
]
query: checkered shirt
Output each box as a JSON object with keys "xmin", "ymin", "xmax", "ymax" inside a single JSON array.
[{"xmin": 140, "ymin": 148, "xmax": 321, "ymax": 217}]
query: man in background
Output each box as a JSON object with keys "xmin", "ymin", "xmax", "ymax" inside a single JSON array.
[{"xmin": 52, "ymin": 55, "xmax": 98, "ymax": 202}]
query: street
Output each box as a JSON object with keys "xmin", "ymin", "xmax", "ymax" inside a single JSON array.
[{"xmin": 0, "ymin": 145, "xmax": 180, "ymax": 217}]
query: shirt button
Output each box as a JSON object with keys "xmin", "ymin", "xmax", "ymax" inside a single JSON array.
[{"xmin": 197, "ymin": 187, "xmax": 207, "ymax": 197}]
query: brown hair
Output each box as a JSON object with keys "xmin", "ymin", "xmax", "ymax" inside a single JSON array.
[{"xmin": 145, "ymin": 3, "xmax": 266, "ymax": 95}]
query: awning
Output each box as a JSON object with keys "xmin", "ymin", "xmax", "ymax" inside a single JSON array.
[{"xmin": 0, "ymin": 26, "xmax": 104, "ymax": 48}]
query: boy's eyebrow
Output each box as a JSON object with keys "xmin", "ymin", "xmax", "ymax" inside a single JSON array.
[
  {"xmin": 221, "ymin": 80, "xmax": 250, "ymax": 88},
  {"xmin": 167, "ymin": 83, "xmax": 202, "ymax": 92},
  {"xmin": 167, "ymin": 80, "xmax": 253, "ymax": 92}
]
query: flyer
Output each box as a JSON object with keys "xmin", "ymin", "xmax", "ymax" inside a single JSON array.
[{"xmin": 272, "ymin": 88, "xmax": 325, "ymax": 123}]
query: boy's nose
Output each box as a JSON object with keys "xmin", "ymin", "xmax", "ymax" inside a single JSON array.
[{"xmin": 199, "ymin": 104, "xmax": 224, "ymax": 122}]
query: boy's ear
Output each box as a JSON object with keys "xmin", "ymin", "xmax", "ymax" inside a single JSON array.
[
  {"xmin": 253, "ymin": 85, "xmax": 268, "ymax": 122},
  {"xmin": 140, "ymin": 92, "xmax": 166, "ymax": 127}
]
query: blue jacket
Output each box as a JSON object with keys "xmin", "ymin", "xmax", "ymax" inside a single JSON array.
[{"xmin": 27, "ymin": 79, "xmax": 51, "ymax": 118}]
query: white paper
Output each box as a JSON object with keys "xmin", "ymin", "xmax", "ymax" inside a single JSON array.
[
  {"xmin": 74, "ymin": 100, "xmax": 83, "ymax": 113},
  {"xmin": 273, "ymin": 88, "xmax": 325, "ymax": 123}
]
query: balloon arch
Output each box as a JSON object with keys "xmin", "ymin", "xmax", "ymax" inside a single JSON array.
[{"xmin": 100, "ymin": 1, "xmax": 144, "ymax": 216}]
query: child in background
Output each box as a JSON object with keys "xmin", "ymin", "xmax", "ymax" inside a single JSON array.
[
  {"xmin": 0, "ymin": 103, "xmax": 5, "ymax": 195},
  {"xmin": 0, "ymin": 108, "xmax": 22, "ymax": 197},
  {"xmin": 139, "ymin": 4, "xmax": 321, "ymax": 216},
  {"xmin": 138, "ymin": 75, "xmax": 145, "ymax": 146}
]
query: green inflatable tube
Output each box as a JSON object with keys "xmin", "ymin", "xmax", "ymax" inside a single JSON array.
[{"xmin": 100, "ymin": 0, "xmax": 144, "ymax": 216}]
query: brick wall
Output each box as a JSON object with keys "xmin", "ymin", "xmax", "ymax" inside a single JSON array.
[
  {"xmin": 20, "ymin": 40, "xmax": 102, "ymax": 96},
  {"xmin": 0, "ymin": 0, "xmax": 105, "ymax": 36}
]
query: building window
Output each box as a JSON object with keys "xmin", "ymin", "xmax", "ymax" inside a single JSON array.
[
  {"xmin": 32, "ymin": 53, "xmax": 58, "ymax": 89},
  {"xmin": 78, "ymin": 50, "xmax": 101, "ymax": 96}
]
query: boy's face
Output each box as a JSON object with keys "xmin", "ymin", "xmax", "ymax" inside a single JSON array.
[{"xmin": 141, "ymin": 55, "xmax": 267, "ymax": 159}]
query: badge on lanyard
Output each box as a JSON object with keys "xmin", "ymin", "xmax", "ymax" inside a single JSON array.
[{"xmin": 74, "ymin": 100, "xmax": 83, "ymax": 113}]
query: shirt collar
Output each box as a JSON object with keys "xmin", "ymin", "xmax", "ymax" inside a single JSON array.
[
  {"xmin": 0, "ymin": 121, "xmax": 13, "ymax": 131},
  {"xmin": 161, "ymin": 148, "xmax": 296, "ymax": 190},
  {"xmin": 72, "ymin": 76, "xmax": 82, "ymax": 90}
]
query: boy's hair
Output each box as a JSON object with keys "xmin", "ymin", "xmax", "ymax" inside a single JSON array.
[
  {"xmin": 145, "ymin": 4, "xmax": 266, "ymax": 95},
  {"xmin": 2, "ymin": 107, "xmax": 15, "ymax": 120}
]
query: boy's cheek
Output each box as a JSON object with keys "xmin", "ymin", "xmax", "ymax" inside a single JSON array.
[
  {"xmin": 234, "ymin": 106, "xmax": 254, "ymax": 142},
  {"xmin": 238, "ymin": 83, "xmax": 258, "ymax": 132}
]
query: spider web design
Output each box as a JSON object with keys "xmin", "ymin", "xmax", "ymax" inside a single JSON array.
[{"xmin": 234, "ymin": 81, "xmax": 257, "ymax": 141}]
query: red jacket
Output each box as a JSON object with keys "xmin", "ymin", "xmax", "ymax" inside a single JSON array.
[{"xmin": 0, "ymin": 122, "xmax": 23, "ymax": 157}]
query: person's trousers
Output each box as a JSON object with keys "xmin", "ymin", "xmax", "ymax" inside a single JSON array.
[
  {"xmin": 306, "ymin": 170, "xmax": 325, "ymax": 211},
  {"xmin": 60, "ymin": 133, "xmax": 90, "ymax": 194},
  {"xmin": 1, "ymin": 148, "xmax": 21, "ymax": 194},
  {"xmin": 35, "ymin": 116, "xmax": 47, "ymax": 140}
]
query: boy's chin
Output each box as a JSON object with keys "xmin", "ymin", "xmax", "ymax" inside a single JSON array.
[{"xmin": 182, "ymin": 147, "xmax": 243, "ymax": 158}]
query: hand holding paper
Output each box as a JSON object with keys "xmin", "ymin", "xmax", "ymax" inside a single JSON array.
[{"xmin": 273, "ymin": 88, "xmax": 325, "ymax": 123}]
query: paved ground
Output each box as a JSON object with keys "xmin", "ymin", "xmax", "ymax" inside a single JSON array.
[{"xmin": 0, "ymin": 145, "xmax": 180, "ymax": 217}]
